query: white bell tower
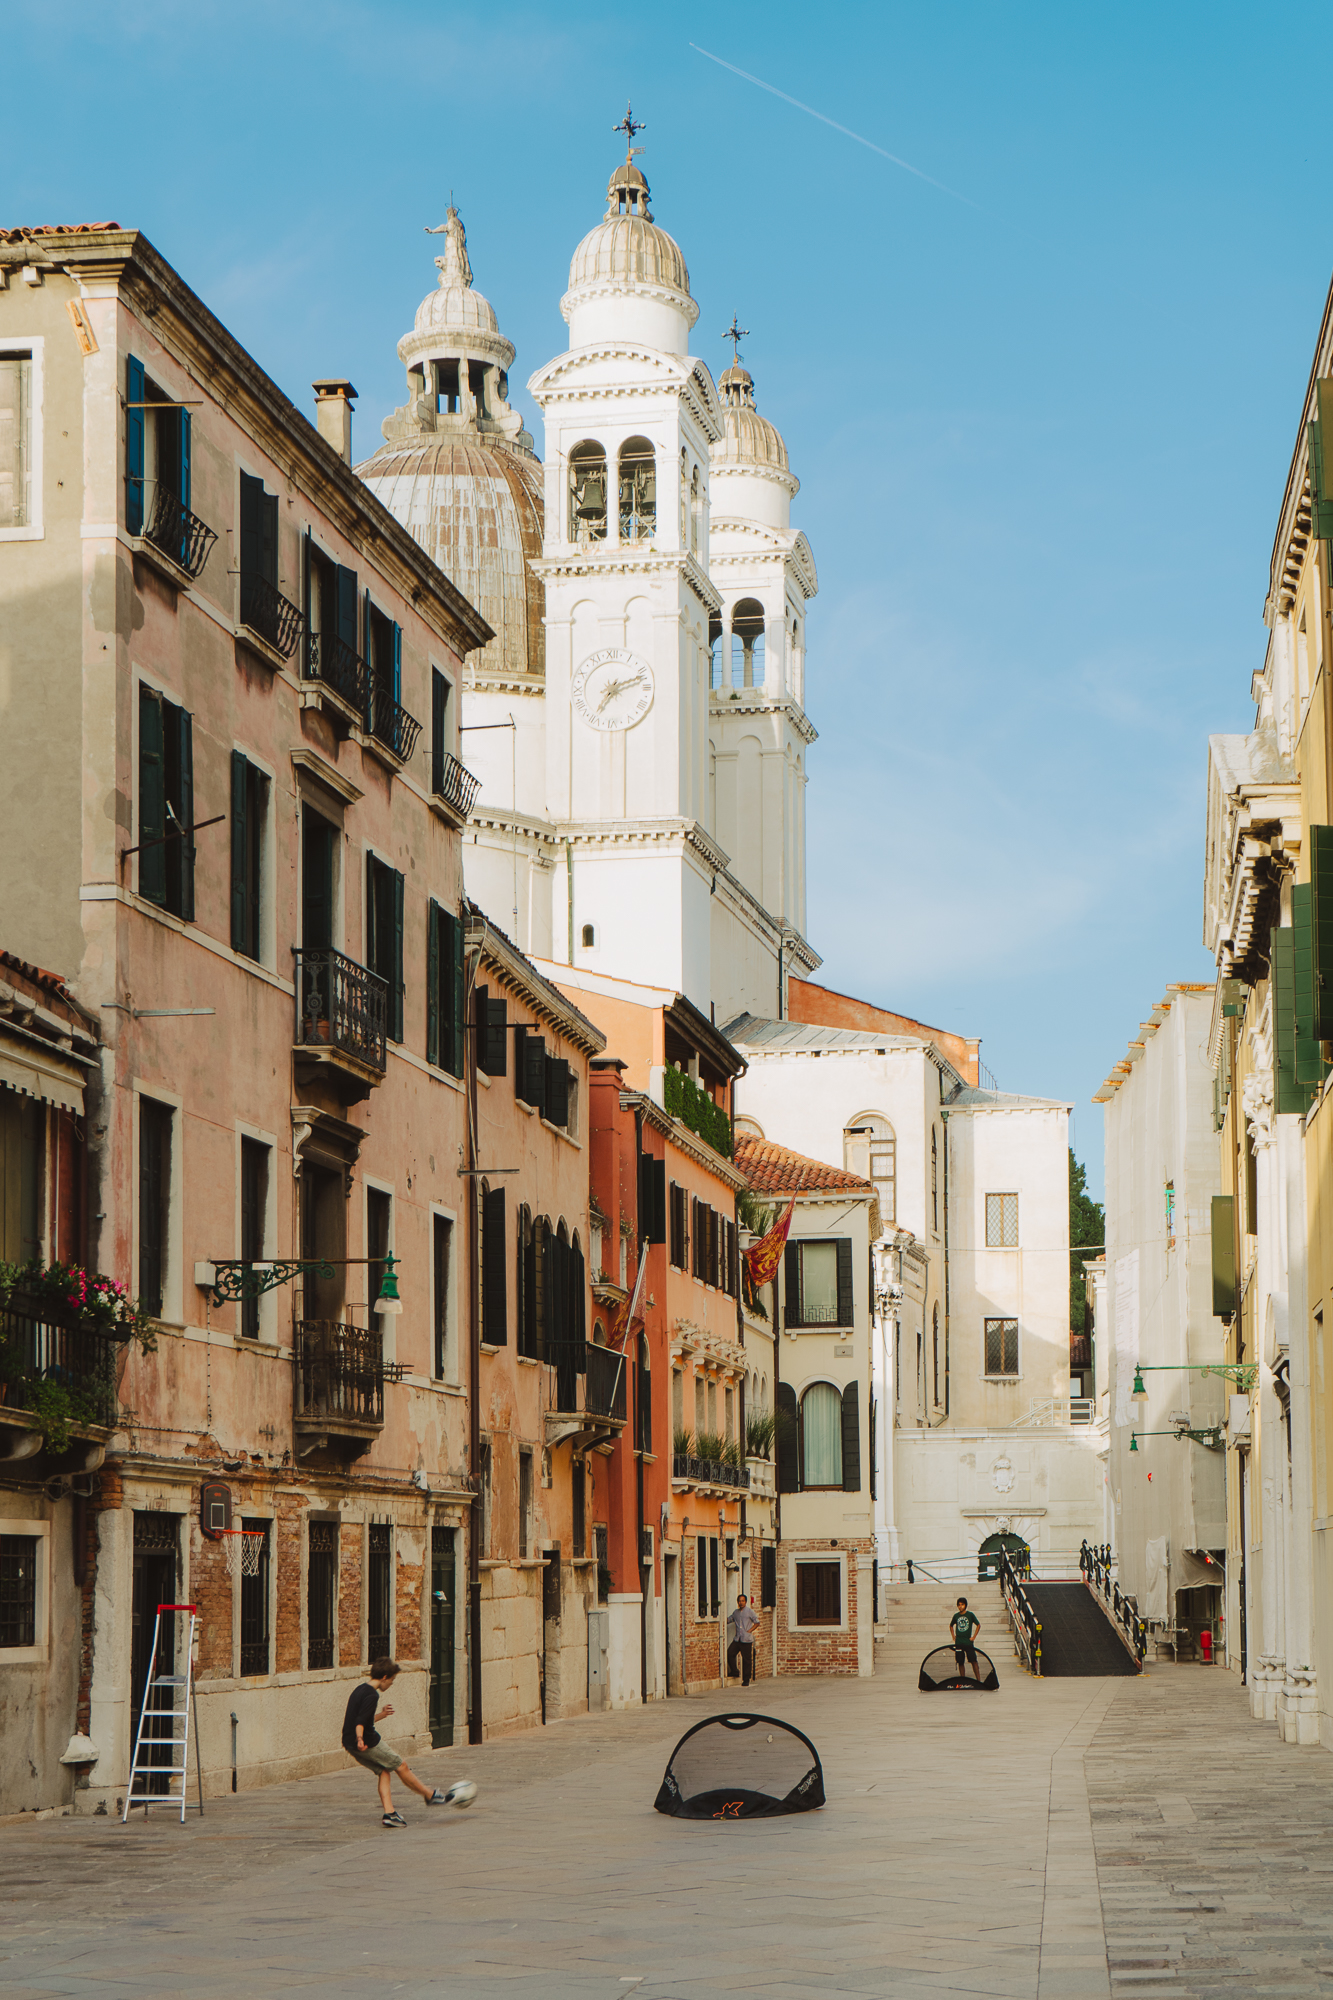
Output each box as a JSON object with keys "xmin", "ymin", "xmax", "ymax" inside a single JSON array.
[{"xmin": 528, "ymin": 117, "xmax": 726, "ymax": 1005}]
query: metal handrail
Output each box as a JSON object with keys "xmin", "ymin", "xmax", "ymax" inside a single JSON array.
[
  {"xmin": 1080, "ymin": 1541, "xmax": 1147, "ymax": 1666},
  {"xmin": 142, "ymin": 483, "xmax": 217, "ymax": 580},
  {"xmin": 294, "ymin": 1319, "xmax": 386, "ymax": 1425},
  {"xmin": 366, "ymin": 674, "xmax": 423, "ymax": 764},
  {"xmin": 434, "ymin": 750, "xmax": 481, "ymax": 820},
  {"xmin": 305, "ymin": 629, "xmax": 369, "ymax": 711},
  {"xmin": 292, "ymin": 947, "xmax": 388, "ymax": 1074},
  {"xmin": 240, "ymin": 573, "xmax": 305, "ymax": 660},
  {"xmin": 998, "ymin": 1544, "xmax": 1043, "ymax": 1675}
]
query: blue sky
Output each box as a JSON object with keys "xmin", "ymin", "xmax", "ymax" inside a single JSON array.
[{"xmin": 9, "ymin": 0, "xmax": 1325, "ymax": 1193}]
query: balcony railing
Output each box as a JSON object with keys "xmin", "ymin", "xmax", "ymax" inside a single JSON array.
[
  {"xmin": 433, "ymin": 751, "xmax": 481, "ymax": 820},
  {"xmin": 295, "ymin": 1319, "xmax": 386, "ymax": 1428},
  {"xmin": 586, "ymin": 1344, "xmax": 627, "ymax": 1423},
  {"xmin": 305, "ymin": 629, "xmax": 369, "ymax": 712},
  {"xmin": 240, "ymin": 572, "xmax": 305, "ymax": 661},
  {"xmin": 365, "ymin": 674, "xmax": 423, "ymax": 765},
  {"xmin": 0, "ymin": 1296, "xmax": 122, "ymax": 1433},
  {"xmin": 293, "ymin": 947, "xmax": 388, "ymax": 1075},
  {"xmin": 143, "ymin": 483, "xmax": 217, "ymax": 581},
  {"xmin": 670, "ymin": 1453, "xmax": 751, "ymax": 1491}
]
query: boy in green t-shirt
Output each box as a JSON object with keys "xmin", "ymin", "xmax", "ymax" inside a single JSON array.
[{"xmin": 950, "ymin": 1598, "xmax": 982, "ymax": 1681}]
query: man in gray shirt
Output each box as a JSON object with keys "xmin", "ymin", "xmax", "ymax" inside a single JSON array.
[{"xmin": 727, "ymin": 1593, "xmax": 760, "ymax": 1686}]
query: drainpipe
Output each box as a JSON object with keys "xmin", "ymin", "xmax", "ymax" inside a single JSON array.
[
  {"xmin": 940, "ymin": 1106, "xmax": 951, "ymax": 1424},
  {"xmin": 465, "ymin": 937, "xmax": 483, "ymax": 1747},
  {"xmin": 680, "ymin": 1513, "xmax": 689, "ymax": 1697},
  {"xmin": 634, "ymin": 1104, "xmax": 647, "ymax": 1705}
]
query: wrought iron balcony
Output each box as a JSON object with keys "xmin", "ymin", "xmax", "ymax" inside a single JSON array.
[
  {"xmin": 294, "ymin": 1319, "xmax": 388, "ymax": 1436},
  {"xmin": 293, "ymin": 947, "xmax": 387, "ymax": 1079},
  {"xmin": 0, "ymin": 1294, "xmax": 122, "ymax": 1438},
  {"xmin": 432, "ymin": 751, "xmax": 481, "ymax": 821},
  {"xmin": 365, "ymin": 674, "xmax": 423, "ymax": 765},
  {"xmin": 239, "ymin": 572, "xmax": 305, "ymax": 661},
  {"xmin": 143, "ymin": 484, "xmax": 217, "ymax": 581},
  {"xmin": 545, "ymin": 1340, "xmax": 626, "ymax": 1449},
  {"xmin": 305, "ymin": 629, "xmax": 369, "ymax": 713}
]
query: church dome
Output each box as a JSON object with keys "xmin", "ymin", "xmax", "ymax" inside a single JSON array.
[
  {"xmin": 715, "ymin": 363, "xmax": 789, "ymax": 474},
  {"xmin": 359, "ymin": 438, "xmax": 544, "ymax": 681},
  {"xmin": 561, "ymin": 150, "xmax": 698, "ymax": 348},
  {"xmin": 414, "ymin": 274, "xmax": 499, "ymax": 339}
]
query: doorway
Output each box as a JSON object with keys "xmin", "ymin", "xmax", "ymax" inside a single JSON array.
[
  {"xmin": 429, "ymin": 1526, "xmax": 456, "ymax": 1748},
  {"xmin": 977, "ymin": 1532, "xmax": 1029, "ymax": 1581},
  {"xmin": 300, "ymin": 1163, "xmax": 346, "ymax": 1322},
  {"xmin": 130, "ymin": 1512, "xmax": 181, "ymax": 1790},
  {"xmin": 664, "ymin": 1550, "xmax": 680, "ymax": 1694}
]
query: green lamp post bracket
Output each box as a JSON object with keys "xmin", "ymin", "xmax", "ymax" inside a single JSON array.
[
  {"xmin": 1131, "ymin": 1361, "xmax": 1257, "ymax": 1397},
  {"xmin": 207, "ymin": 1254, "xmax": 402, "ymax": 1312},
  {"xmin": 1130, "ymin": 1424, "xmax": 1226, "ymax": 1453}
]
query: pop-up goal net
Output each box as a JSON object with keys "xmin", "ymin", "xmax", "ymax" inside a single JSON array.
[
  {"xmin": 653, "ymin": 1713, "xmax": 825, "ymax": 1819},
  {"xmin": 918, "ymin": 1645, "xmax": 1000, "ymax": 1691}
]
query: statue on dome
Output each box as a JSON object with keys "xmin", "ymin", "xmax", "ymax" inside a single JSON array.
[{"xmin": 425, "ymin": 206, "xmax": 472, "ymax": 291}]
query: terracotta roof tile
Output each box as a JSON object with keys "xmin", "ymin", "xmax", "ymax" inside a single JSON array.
[{"xmin": 734, "ymin": 1136, "xmax": 873, "ymax": 1197}]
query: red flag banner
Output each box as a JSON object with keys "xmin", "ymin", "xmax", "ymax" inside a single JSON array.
[{"xmin": 744, "ymin": 1198, "xmax": 796, "ymax": 1292}]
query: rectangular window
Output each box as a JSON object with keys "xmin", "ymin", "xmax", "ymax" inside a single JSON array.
[
  {"xmin": 543, "ymin": 1054, "xmax": 570, "ymax": 1127},
  {"xmin": 985, "ymin": 1317, "xmax": 1019, "ymax": 1377},
  {"xmin": 0, "ymin": 1087, "xmax": 43, "ymax": 1264},
  {"xmin": 519, "ymin": 1450, "xmax": 533, "ymax": 1561},
  {"xmin": 0, "ymin": 354, "xmax": 32, "ymax": 529},
  {"xmin": 709, "ymin": 1535, "xmax": 719, "ymax": 1617},
  {"xmin": 301, "ymin": 807, "xmax": 337, "ymax": 952},
  {"xmin": 572, "ymin": 1462, "xmax": 586, "ymax": 1560},
  {"xmin": 985, "ymin": 1194, "xmax": 1019, "ymax": 1248},
  {"xmin": 668, "ymin": 1183, "xmax": 688, "ymax": 1270},
  {"xmin": 515, "ymin": 1026, "xmax": 546, "ymax": 1108},
  {"xmin": 364, "ymin": 596, "xmax": 404, "ymax": 754},
  {"xmin": 427, "ymin": 900, "xmax": 465, "ymax": 1078},
  {"xmin": 365, "ymin": 853, "xmax": 405, "ymax": 1043},
  {"xmin": 367, "ymin": 1524, "xmax": 392, "ymax": 1663},
  {"xmin": 239, "ymin": 469, "xmax": 279, "ymax": 625},
  {"xmin": 138, "ymin": 685, "xmax": 194, "ymax": 919},
  {"xmin": 697, "ymin": 1533, "xmax": 708, "ymax": 1617},
  {"xmin": 229, "ymin": 754, "xmax": 269, "ymax": 961},
  {"xmin": 433, "ymin": 1213, "xmax": 453, "ymax": 1380},
  {"xmin": 239, "ymin": 1137, "xmax": 269, "ymax": 1341},
  {"xmin": 431, "ymin": 667, "xmax": 452, "ymax": 795},
  {"xmin": 0, "ymin": 1534, "xmax": 37, "ymax": 1649},
  {"xmin": 784, "ymin": 1238, "xmax": 855, "ymax": 1329},
  {"xmin": 482, "ymin": 1185, "xmax": 507, "ymax": 1346},
  {"xmin": 307, "ymin": 1520, "xmax": 338, "ymax": 1670},
  {"xmin": 796, "ymin": 1560, "xmax": 841, "ymax": 1628},
  {"xmin": 138, "ymin": 1097, "xmax": 173, "ymax": 1317},
  {"xmin": 238, "ymin": 1518, "xmax": 270, "ymax": 1675},
  {"xmin": 367, "ymin": 1187, "xmax": 392, "ymax": 1339},
  {"xmin": 305, "ymin": 536, "xmax": 362, "ymax": 699},
  {"xmin": 475, "ymin": 984, "xmax": 508, "ymax": 1078}
]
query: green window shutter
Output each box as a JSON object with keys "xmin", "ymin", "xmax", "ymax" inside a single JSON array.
[
  {"xmin": 775, "ymin": 1383, "xmax": 799, "ymax": 1493},
  {"xmin": 365, "ymin": 851, "xmax": 378, "ymax": 975},
  {"xmin": 1312, "ymin": 825, "xmax": 1333, "ymax": 1040},
  {"xmin": 835, "ymin": 1237, "xmax": 854, "ymax": 1328},
  {"xmin": 175, "ymin": 704, "xmax": 194, "ymax": 923},
  {"xmin": 432, "ymin": 669, "xmax": 448, "ymax": 793},
  {"xmin": 336, "ymin": 565, "xmax": 358, "ymax": 648},
  {"xmin": 1272, "ymin": 925, "xmax": 1316, "ymax": 1113},
  {"xmin": 544, "ymin": 1053, "xmax": 568, "ymax": 1126},
  {"xmin": 482, "ymin": 997, "xmax": 508, "ymax": 1077},
  {"xmin": 452, "ymin": 911, "xmax": 465, "ymax": 1079},
  {"xmin": 179, "ymin": 408, "xmax": 191, "ymax": 513},
  {"xmin": 427, "ymin": 899, "xmax": 441, "ymax": 1067},
  {"xmin": 1211, "ymin": 1194, "xmax": 1237, "ymax": 1318},
  {"xmin": 392, "ymin": 622, "xmax": 402, "ymax": 707},
  {"xmin": 126, "ymin": 356, "xmax": 145, "ymax": 535},
  {"xmin": 260, "ymin": 488, "xmax": 278, "ymax": 589},
  {"xmin": 230, "ymin": 751, "xmax": 249, "ymax": 952},
  {"xmin": 523, "ymin": 1032, "xmax": 546, "ymax": 1107},
  {"xmin": 239, "ymin": 472, "xmax": 261, "ymax": 584},
  {"xmin": 138, "ymin": 685, "xmax": 166, "ymax": 906},
  {"xmin": 391, "ymin": 869, "xmax": 404, "ymax": 1044},
  {"xmin": 784, "ymin": 1241, "xmax": 800, "ymax": 1328},
  {"xmin": 1293, "ymin": 883, "xmax": 1326, "ymax": 1083},
  {"xmin": 482, "ymin": 1187, "xmax": 507, "ymax": 1345},
  {"xmin": 840, "ymin": 1382, "xmax": 861, "ymax": 1493}
]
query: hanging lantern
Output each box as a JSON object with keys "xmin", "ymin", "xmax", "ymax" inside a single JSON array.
[
  {"xmin": 1129, "ymin": 1433, "xmax": 1139, "ymax": 1453},
  {"xmin": 375, "ymin": 1254, "xmax": 404, "ymax": 1317},
  {"xmin": 1131, "ymin": 1367, "xmax": 1147, "ymax": 1400}
]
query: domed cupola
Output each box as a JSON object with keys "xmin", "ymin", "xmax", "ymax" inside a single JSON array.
[
  {"xmin": 561, "ymin": 110, "xmax": 698, "ymax": 354},
  {"xmin": 711, "ymin": 351, "xmax": 798, "ymax": 531},
  {"xmin": 358, "ymin": 205, "xmax": 545, "ymax": 681}
]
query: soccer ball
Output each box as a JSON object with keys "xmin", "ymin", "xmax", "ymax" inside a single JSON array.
[{"xmin": 444, "ymin": 1780, "xmax": 477, "ymax": 1810}]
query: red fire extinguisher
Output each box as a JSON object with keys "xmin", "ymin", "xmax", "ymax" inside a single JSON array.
[{"xmin": 1200, "ymin": 1630, "xmax": 1213, "ymax": 1664}]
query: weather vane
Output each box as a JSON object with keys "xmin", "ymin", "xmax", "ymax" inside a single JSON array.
[
  {"xmin": 723, "ymin": 316, "xmax": 749, "ymax": 365},
  {"xmin": 614, "ymin": 102, "xmax": 646, "ymax": 163},
  {"xmin": 425, "ymin": 191, "xmax": 457, "ymax": 234}
]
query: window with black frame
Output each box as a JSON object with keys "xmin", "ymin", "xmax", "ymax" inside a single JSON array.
[
  {"xmin": 307, "ymin": 1520, "xmax": 338, "ymax": 1669},
  {"xmin": 367, "ymin": 1524, "xmax": 392, "ymax": 1663},
  {"xmin": 138, "ymin": 684, "xmax": 194, "ymax": 920},
  {"xmin": 0, "ymin": 1534, "xmax": 37, "ymax": 1650},
  {"xmin": 239, "ymin": 1518, "xmax": 270, "ymax": 1675},
  {"xmin": 985, "ymin": 1317, "xmax": 1019, "ymax": 1377},
  {"xmin": 138, "ymin": 1096, "xmax": 173, "ymax": 1317}
]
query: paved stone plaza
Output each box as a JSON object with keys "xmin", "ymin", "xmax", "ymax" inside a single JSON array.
[{"xmin": 2, "ymin": 1652, "xmax": 1332, "ymax": 1999}]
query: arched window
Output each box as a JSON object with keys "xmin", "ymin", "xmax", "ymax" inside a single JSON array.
[
  {"xmin": 618, "ymin": 437, "xmax": 655, "ymax": 542},
  {"xmin": 800, "ymin": 1382, "xmax": 843, "ymax": 1487},
  {"xmin": 731, "ymin": 599, "xmax": 765, "ymax": 688},
  {"xmin": 581, "ymin": 922, "xmax": 596, "ymax": 949},
  {"xmin": 708, "ymin": 611, "xmax": 724, "ymax": 689},
  {"xmin": 931, "ymin": 1131, "xmax": 939, "ymax": 1234},
  {"xmin": 844, "ymin": 1115, "xmax": 895, "ymax": 1228},
  {"xmin": 690, "ymin": 465, "xmax": 700, "ymax": 554},
  {"xmin": 517, "ymin": 1205, "xmax": 535, "ymax": 1358},
  {"xmin": 569, "ymin": 441, "xmax": 607, "ymax": 544},
  {"xmin": 680, "ymin": 449, "xmax": 689, "ymax": 546},
  {"xmin": 932, "ymin": 1303, "xmax": 939, "ymax": 1406}
]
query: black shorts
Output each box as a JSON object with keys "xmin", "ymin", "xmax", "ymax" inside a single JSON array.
[{"xmin": 954, "ymin": 1644, "xmax": 978, "ymax": 1669}]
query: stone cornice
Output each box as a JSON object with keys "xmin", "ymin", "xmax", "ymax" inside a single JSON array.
[
  {"xmin": 529, "ymin": 547, "xmax": 721, "ymax": 612},
  {"xmin": 466, "ymin": 907, "xmax": 607, "ymax": 1057},
  {"xmin": 710, "ymin": 689, "xmax": 818, "ymax": 746}
]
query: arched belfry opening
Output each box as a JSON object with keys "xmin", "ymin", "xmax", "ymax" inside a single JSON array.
[
  {"xmin": 731, "ymin": 599, "xmax": 765, "ymax": 688},
  {"xmin": 709, "ymin": 611, "xmax": 724, "ymax": 689},
  {"xmin": 618, "ymin": 438, "xmax": 656, "ymax": 543},
  {"xmin": 569, "ymin": 441, "xmax": 607, "ymax": 544}
]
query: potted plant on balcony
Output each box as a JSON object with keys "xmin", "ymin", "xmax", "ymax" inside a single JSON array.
[
  {"xmin": 0, "ymin": 1259, "xmax": 158, "ymax": 1350},
  {"xmin": 745, "ymin": 1410, "xmax": 776, "ymax": 1460},
  {"xmin": 720, "ymin": 1437, "xmax": 744, "ymax": 1487},
  {"xmin": 695, "ymin": 1430, "xmax": 724, "ymax": 1486},
  {"xmin": 672, "ymin": 1426, "xmax": 694, "ymax": 1479}
]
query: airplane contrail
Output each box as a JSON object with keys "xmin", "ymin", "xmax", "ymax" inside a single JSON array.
[{"xmin": 689, "ymin": 43, "xmax": 982, "ymax": 212}]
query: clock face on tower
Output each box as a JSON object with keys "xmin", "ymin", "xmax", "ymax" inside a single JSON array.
[{"xmin": 570, "ymin": 647, "xmax": 655, "ymax": 732}]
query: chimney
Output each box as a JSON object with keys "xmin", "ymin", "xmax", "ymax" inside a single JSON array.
[{"xmin": 312, "ymin": 379, "xmax": 357, "ymax": 464}]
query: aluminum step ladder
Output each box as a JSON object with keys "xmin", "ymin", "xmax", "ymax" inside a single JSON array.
[{"xmin": 123, "ymin": 1602, "xmax": 204, "ymax": 1821}]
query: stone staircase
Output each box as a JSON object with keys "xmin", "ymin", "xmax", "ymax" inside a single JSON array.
[{"xmin": 876, "ymin": 1581, "xmax": 1010, "ymax": 1672}]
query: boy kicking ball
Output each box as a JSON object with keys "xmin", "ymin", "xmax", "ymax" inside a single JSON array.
[{"xmin": 343, "ymin": 1657, "xmax": 450, "ymax": 1826}]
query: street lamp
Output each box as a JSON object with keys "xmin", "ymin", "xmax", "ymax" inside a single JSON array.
[{"xmin": 203, "ymin": 1255, "xmax": 405, "ymax": 1315}]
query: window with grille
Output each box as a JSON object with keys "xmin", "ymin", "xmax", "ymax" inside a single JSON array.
[
  {"xmin": 0, "ymin": 1534, "xmax": 37, "ymax": 1649},
  {"xmin": 0, "ymin": 354, "xmax": 32, "ymax": 529},
  {"xmin": 985, "ymin": 1194, "xmax": 1019, "ymax": 1248},
  {"xmin": 985, "ymin": 1317, "xmax": 1019, "ymax": 1376},
  {"xmin": 796, "ymin": 1559, "xmax": 841, "ymax": 1627},
  {"xmin": 697, "ymin": 1534, "xmax": 709, "ymax": 1617},
  {"xmin": 367, "ymin": 1523, "xmax": 392, "ymax": 1663},
  {"xmin": 307, "ymin": 1520, "xmax": 338, "ymax": 1669},
  {"xmin": 239, "ymin": 1518, "xmax": 270, "ymax": 1675}
]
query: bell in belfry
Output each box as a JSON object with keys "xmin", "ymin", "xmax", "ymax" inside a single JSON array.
[{"xmin": 576, "ymin": 474, "xmax": 605, "ymax": 519}]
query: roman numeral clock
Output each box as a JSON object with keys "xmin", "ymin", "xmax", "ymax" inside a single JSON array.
[{"xmin": 570, "ymin": 647, "xmax": 655, "ymax": 732}]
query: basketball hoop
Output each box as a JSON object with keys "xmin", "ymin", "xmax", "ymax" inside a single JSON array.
[{"xmin": 219, "ymin": 1529, "xmax": 265, "ymax": 1578}]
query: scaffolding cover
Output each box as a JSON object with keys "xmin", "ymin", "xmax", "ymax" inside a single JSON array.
[{"xmin": 653, "ymin": 1713, "xmax": 825, "ymax": 1819}]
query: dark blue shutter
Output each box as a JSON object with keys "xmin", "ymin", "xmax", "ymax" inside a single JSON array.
[
  {"xmin": 392, "ymin": 622, "xmax": 402, "ymax": 706},
  {"xmin": 452, "ymin": 910, "xmax": 465, "ymax": 1079},
  {"xmin": 138, "ymin": 686, "xmax": 166, "ymax": 905},
  {"xmin": 175, "ymin": 705, "xmax": 194, "ymax": 923},
  {"xmin": 391, "ymin": 868, "xmax": 404, "ymax": 1043},
  {"xmin": 126, "ymin": 356, "xmax": 145, "ymax": 534},
  {"xmin": 835, "ymin": 1238, "xmax": 854, "ymax": 1329},
  {"xmin": 365, "ymin": 852, "xmax": 377, "ymax": 975},
  {"xmin": 775, "ymin": 1383, "xmax": 799, "ymax": 1492},
  {"xmin": 523, "ymin": 1033, "xmax": 546, "ymax": 1107},
  {"xmin": 260, "ymin": 488, "xmax": 278, "ymax": 589},
  {"xmin": 363, "ymin": 592, "xmax": 373, "ymax": 728},
  {"xmin": 544, "ymin": 1055, "xmax": 569, "ymax": 1126},
  {"xmin": 482, "ymin": 1188, "xmax": 507, "ymax": 1346},
  {"xmin": 432, "ymin": 670, "xmax": 447, "ymax": 793},
  {"xmin": 336, "ymin": 566, "xmax": 358, "ymax": 648},
  {"xmin": 179, "ymin": 408, "xmax": 191, "ymax": 512},
  {"xmin": 427, "ymin": 899, "xmax": 440, "ymax": 1066},
  {"xmin": 230, "ymin": 751, "xmax": 249, "ymax": 952},
  {"xmin": 841, "ymin": 1382, "xmax": 861, "ymax": 1493},
  {"xmin": 239, "ymin": 472, "xmax": 261, "ymax": 586}
]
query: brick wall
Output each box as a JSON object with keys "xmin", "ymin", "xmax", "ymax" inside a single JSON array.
[
  {"xmin": 194, "ymin": 1515, "xmax": 234, "ymax": 1675},
  {"xmin": 273, "ymin": 1493, "xmax": 304, "ymax": 1674},
  {"xmin": 774, "ymin": 1538, "xmax": 871, "ymax": 1677},
  {"xmin": 682, "ymin": 1538, "xmax": 722, "ymax": 1685},
  {"xmin": 338, "ymin": 1523, "xmax": 363, "ymax": 1668},
  {"xmin": 395, "ymin": 1529, "xmax": 423, "ymax": 1665}
]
